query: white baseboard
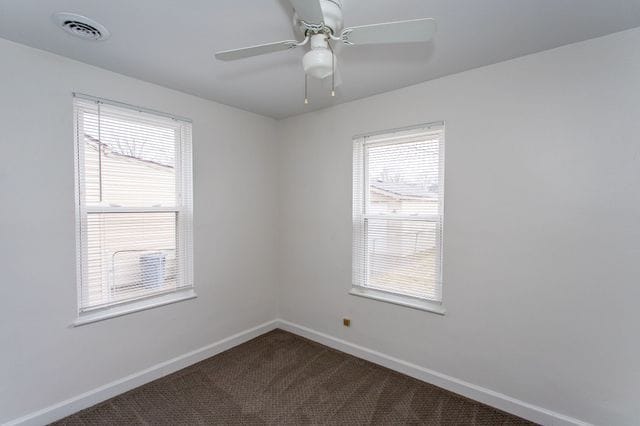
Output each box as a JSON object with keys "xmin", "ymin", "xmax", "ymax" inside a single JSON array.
[
  {"xmin": 5, "ymin": 319, "xmax": 279, "ymax": 426},
  {"xmin": 276, "ymin": 319, "xmax": 590, "ymax": 426},
  {"xmin": 5, "ymin": 318, "xmax": 590, "ymax": 426}
]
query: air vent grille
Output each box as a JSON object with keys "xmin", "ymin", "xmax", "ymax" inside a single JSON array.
[{"xmin": 53, "ymin": 13, "xmax": 110, "ymax": 41}]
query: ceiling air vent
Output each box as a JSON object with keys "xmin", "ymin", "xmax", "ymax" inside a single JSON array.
[{"xmin": 52, "ymin": 12, "xmax": 110, "ymax": 41}]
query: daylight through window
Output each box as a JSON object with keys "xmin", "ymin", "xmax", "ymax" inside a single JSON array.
[
  {"xmin": 353, "ymin": 123, "xmax": 444, "ymax": 303},
  {"xmin": 74, "ymin": 95, "xmax": 193, "ymax": 313}
]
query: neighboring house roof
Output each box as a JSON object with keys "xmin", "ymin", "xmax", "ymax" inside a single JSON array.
[
  {"xmin": 85, "ymin": 134, "xmax": 173, "ymax": 170},
  {"xmin": 370, "ymin": 180, "xmax": 437, "ymax": 199}
]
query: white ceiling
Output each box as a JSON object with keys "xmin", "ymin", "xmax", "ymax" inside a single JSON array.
[{"xmin": 1, "ymin": 0, "xmax": 639, "ymax": 119}]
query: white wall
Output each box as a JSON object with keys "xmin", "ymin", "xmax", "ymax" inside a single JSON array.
[
  {"xmin": 0, "ymin": 38, "xmax": 279, "ymax": 423},
  {"xmin": 277, "ymin": 28, "xmax": 640, "ymax": 426},
  {"xmin": 3, "ymin": 26, "xmax": 640, "ymax": 426}
]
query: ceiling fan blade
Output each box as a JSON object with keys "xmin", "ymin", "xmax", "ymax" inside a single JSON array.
[
  {"xmin": 289, "ymin": 0, "xmax": 324, "ymax": 24},
  {"xmin": 341, "ymin": 18, "xmax": 436, "ymax": 45},
  {"xmin": 215, "ymin": 40, "xmax": 299, "ymax": 61}
]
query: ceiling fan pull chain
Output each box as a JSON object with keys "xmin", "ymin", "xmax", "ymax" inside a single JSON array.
[
  {"xmin": 304, "ymin": 73, "xmax": 309, "ymax": 104},
  {"xmin": 328, "ymin": 41, "xmax": 336, "ymax": 97}
]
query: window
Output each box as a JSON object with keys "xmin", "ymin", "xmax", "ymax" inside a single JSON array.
[
  {"xmin": 73, "ymin": 94, "xmax": 194, "ymax": 323},
  {"xmin": 352, "ymin": 123, "xmax": 444, "ymax": 313}
]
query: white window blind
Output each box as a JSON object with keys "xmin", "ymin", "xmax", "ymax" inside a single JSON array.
[
  {"xmin": 73, "ymin": 95, "xmax": 193, "ymax": 313},
  {"xmin": 353, "ymin": 123, "xmax": 444, "ymax": 303}
]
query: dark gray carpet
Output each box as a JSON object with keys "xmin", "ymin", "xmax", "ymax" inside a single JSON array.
[{"xmin": 53, "ymin": 329, "xmax": 535, "ymax": 425}]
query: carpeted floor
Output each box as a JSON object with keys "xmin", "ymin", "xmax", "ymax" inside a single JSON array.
[{"xmin": 54, "ymin": 329, "xmax": 535, "ymax": 425}]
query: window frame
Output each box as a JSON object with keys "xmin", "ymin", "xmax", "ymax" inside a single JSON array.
[
  {"xmin": 351, "ymin": 122, "xmax": 445, "ymax": 315},
  {"xmin": 72, "ymin": 93, "xmax": 195, "ymax": 326}
]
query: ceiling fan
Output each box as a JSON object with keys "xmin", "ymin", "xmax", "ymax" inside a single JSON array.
[{"xmin": 214, "ymin": 0, "xmax": 436, "ymax": 103}]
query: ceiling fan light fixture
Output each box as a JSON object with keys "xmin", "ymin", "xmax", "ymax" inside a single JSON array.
[
  {"xmin": 303, "ymin": 48, "xmax": 335, "ymax": 79},
  {"xmin": 302, "ymin": 34, "xmax": 335, "ymax": 79}
]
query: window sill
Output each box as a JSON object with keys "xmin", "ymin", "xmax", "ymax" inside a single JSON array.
[
  {"xmin": 348, "ymin": 287, "xmax": 446, "ymax": 315},
  {"xmin": 72, "ymin": 288, "xmax": 197, "ymax": 327}
]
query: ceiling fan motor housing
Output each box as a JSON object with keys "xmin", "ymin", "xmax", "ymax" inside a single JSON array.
[{"xmin": 294, "ymin": 0, "xmax": 343, "ymax": 36}]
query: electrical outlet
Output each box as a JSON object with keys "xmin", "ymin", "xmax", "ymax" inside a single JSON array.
[{"xmin": 343, "ymin": 318, "xmax": 351, "ymax": 327}]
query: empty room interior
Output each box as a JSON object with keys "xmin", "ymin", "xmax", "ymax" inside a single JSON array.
[{"xmin": 1, "ymin": 1, "xmax": 639, "ymax": 425}]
